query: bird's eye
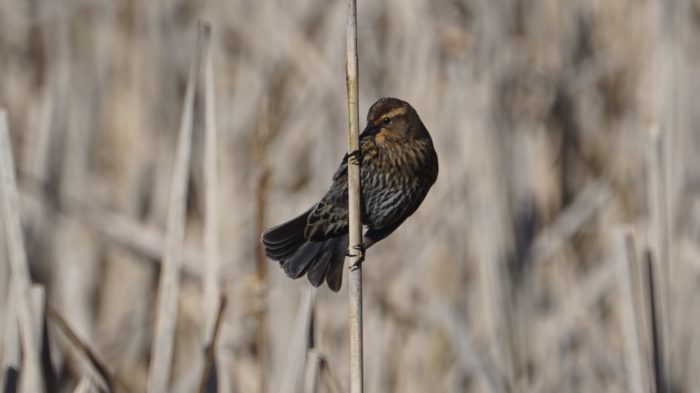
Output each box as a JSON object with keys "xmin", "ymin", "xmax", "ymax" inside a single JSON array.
[{"xmin": 382, "ymin": 117, "xmax": 391, "ymax": 125}]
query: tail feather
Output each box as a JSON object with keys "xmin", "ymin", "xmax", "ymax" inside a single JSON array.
[
  {"xmin": 282, "ymin": 241, "xmax": 323, "ymax": 279},
  {"xmin": 262, "ymin": 231, "xmax": 304, "ymax": 250},
  {"xmin": 262, "ymin": 209, "xmax": 312, "ymax": 261},
  {"xmin": 325, "ymin": 235, "xmax": 348, "ymax": 292},
  {"xmin": 262, "ymin": 208, "xmax": 311, "ymax": 245},
  {"xmin": 307, "ymin": 241, "xmax": 335, "ymax": 287},
  {"xmin": 263, "ymin": 233, "xmax": 306, "ymax": 260}
]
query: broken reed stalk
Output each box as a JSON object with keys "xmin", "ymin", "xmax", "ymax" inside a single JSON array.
[
  {"xmin": 303, "ymin": 351, "xmax": 320, "ymax": 393},
  {"xmin": 196, "ymin": 295, "xmax": 227, "ymax": 393},
  {"xmin": 344, "ymin": 0, "xmax": 363, "ymax": 392},
  {"xmin": 0, "ymin": 110, "xmax": 44, "ymax": 393},
  {"xmin": 46, "ymin": 304, "xmax": 119, "ymax": 393},
  {"xmin": 147, "ymin": 24, "xmax": 208, "ymax": 393},
  {"xmin": 304, "ymin": 349, "xmax": 343, "ymax": 393}
]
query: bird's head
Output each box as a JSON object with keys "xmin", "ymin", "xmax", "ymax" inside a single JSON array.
[{"xmin": 363, "ymin": 97, "xmax": 427, "ymax": 142}]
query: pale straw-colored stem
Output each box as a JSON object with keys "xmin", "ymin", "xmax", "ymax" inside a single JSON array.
[
  {"xmin": 344, "ymin": 0, "xmax": 363, "ymax": 392},
  {"xmin": 201, "ymin": 20, "xmax": 220, "ymax": 344},
  {"xmin": 147, "ymin": 25, "xmax": 207, "ymax": 393},
  {"xmin": 0, "ymin": 110, "xmax": 44, "ymax": 393}
]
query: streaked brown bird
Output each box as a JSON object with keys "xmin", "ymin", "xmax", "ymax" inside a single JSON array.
[{"xmin": 262, "ymin": 97, "xmax": 438, "ymax": 291}]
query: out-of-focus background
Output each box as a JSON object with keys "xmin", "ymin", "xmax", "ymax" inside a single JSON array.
[{"xmin": 1, "ymin": 0, "xmax": 700, "ymax": 392}]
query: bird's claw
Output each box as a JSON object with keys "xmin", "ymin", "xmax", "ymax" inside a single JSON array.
[
  {"xmin": 347, "ymin": 243, "xmax": 365, "ymax": 271},
  {"xmin": 347, "ymin": 149, "xmax": 362, "ymax": 165}
]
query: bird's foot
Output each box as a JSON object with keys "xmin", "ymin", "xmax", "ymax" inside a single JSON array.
[
  {"xmin": 347, "ymin": 149, "xmax": 362, "ymax": 165},
  {"xmin": 347, "ymin": 243, "xmax": 365, "ymax": 271}
]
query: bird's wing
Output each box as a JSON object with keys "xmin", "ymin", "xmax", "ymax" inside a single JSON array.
[{"xmin": 304, "ymin": 158, "xmax": 350, "ymax": 241}]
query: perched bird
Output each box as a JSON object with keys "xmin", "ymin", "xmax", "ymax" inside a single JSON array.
[{"xmin": 262, "ymin": 97, "xmax": 438, "ymax": 291}]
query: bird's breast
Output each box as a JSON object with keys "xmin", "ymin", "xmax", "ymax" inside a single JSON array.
[{"xmin": 360, "ymin": 137, "xmax": 436, "ymax": 187}]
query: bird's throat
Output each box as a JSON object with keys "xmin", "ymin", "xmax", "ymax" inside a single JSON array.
[{"xmin": 373, "ymin": 128, "xmax": 400, "ymax": 145}]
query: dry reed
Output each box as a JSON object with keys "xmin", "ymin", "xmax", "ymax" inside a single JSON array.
[
  {"xmin": 147, "ymin": 24, "xmax": 208, "ymax": 393},
  {"xmin": 344, "ymin": 0, "xmax": 364, "ymax": 392},
  {"xmin": 0, "ymin": 111, "xmax": 43, "ymax": 393}
]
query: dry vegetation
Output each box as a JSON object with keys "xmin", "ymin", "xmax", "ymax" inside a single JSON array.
[{"xmin": 1, "ymin": 0, "xmax": 700, "ymax": 392}]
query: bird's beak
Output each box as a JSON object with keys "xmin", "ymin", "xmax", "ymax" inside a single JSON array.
[{"xmin": 362, "ymin": 123, "xmax": 380, "ymax": 136}]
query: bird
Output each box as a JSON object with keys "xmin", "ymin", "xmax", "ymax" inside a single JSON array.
[{"xmin": 261, "ymin": 97, "xmax": 438, "ymax": 291}]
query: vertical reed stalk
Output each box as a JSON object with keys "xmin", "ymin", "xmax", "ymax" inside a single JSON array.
[
  {"xmin": 644, "ymin": 250, "xmax": 668, "ymax": 392},
  {"xmin": 254, "ymin": 98, "xmax": 271, "ymax": 393},
  {"xmin": 202, "ymin": 20, "xmax": 220, "ymax": 343},
  {"xmin": 344, "ymin": 0, "xmax": 363, "ymax": 392},
  {"xmin": 1, "ymin": 285, "xmax": 19, "ymax": 391},
  {"xmin": 147, "ymin": 25, "xmax": 207, "ymax": 393},
  {"xmin": 0, "ymin": 111, "xmax": 44, "ymax": 393},
  {"xmin": 615, "ymin": 230, "xmax": 651, "ymax": 393},
  {"xmin": 646, "ymin": 124, "xmax": 672, "ymax": 392},
  {"xmin": 278, "ymin": 290, "xmax": 316, "ymax": 393}
]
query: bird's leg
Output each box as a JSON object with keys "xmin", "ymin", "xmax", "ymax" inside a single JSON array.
[
  {"xmin": 347, "ymin": 243, "xmax": 365, "ymax": 270},
  {"xmin": 347, "ymin": 149, "xmax": 362, "ymax": 165}
]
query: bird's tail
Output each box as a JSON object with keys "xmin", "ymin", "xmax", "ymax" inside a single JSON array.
[{"xmin": 262, "ymin": 211, "xmax": 347, "ymax": 291}]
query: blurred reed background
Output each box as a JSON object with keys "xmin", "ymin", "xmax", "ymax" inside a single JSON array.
[{"xmin": 1, "ymin": 0, "xmax": 700, "ymax": 392}]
